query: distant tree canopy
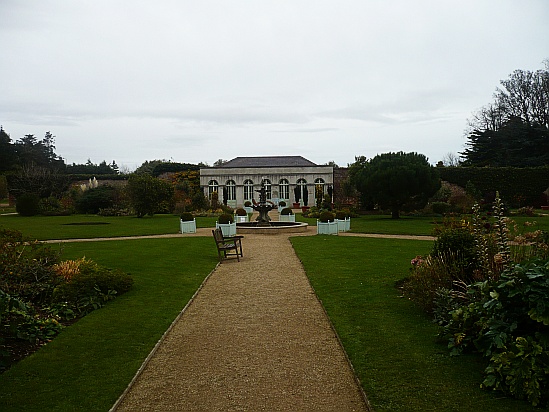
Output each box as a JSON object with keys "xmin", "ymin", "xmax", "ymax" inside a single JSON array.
[
  {"xmin": 0, "ymin": 128, "xmax": 66, "ymax": 172},
  {"xmin": 151, "ymin": 162, "xmax": 200, "ymax": 177},
  {"xmin": 349, "ymin": 152, "xmax": 440, "ymax": 218},
  {"xmin": 66, "ymin": 159, "xmax": 119, "ymax": 175},
  {"xmin": 462, "ymin": 62, "xmax": 549, "ymax": 167}
]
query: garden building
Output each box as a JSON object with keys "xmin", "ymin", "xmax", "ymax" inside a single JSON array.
[{"xmin": 200, "ymin": 156, "xmax": 334, "ymax": 209}]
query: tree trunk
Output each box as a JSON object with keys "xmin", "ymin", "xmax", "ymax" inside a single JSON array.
[{"xmin": 391, "ymin": 209, "xmax": 400, "ymax": 219}]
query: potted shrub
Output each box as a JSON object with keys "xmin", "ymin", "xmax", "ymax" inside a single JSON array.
[
  {"xmin": 334, "ymin": 210, "xmax": 351, "ymax": 232},
  {"xmin": 279, "ymin": 207, "xmax": 295, "ymax": 222},
  {"xmin": 278, "ymin": 200, "xmax": 287, "ymax": 213},
  {"xmin": 179, "ymin": 212, "xmax": 197, "ymax": 234},
  {"xmin": 216, "ymin": 213, "xmax": 236, "ymax": 236},
  {"xmin": 317, "ymin": 211, "xmax": 338, "ymax": 235},
  {"xmin": 234, "ymin": 207, "xmax": 249, "ymax": 222},
  {"xmin": 244, "ymin": 200, "xmax": 254, "ymax": 214}
]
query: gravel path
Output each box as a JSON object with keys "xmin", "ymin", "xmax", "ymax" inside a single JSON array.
[{"xmin": 111, "ymin": 233, "xmax": 371, "ymax": 411}]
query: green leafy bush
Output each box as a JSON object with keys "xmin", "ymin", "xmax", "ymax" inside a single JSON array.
[
  {"xmin": 244, "ymin": 200, "xmax": 252, "ymax": 207},
  {"xmin": 235, "ymin": 208, "xmax": 247, "ymax": 216},
  {"xmin": 217, "ymin": 213, "xmax": 234, "ymax": 224},
  {"xmin": 281, "ymin": 207, "xmax": 293, "ymax": 215},
  {"xmin": 0, "ymin": 230, "xmax": 133, "ymax": 370},
  {"xmin": 402, "ymin": 254, "xmax": 466, "ymax": 312},
  {"xmin": 52, "ymin": 258, "xmax": 133, "ymax": 315},
  {"xmin": 438, "ymin": 259, "xmax": 549, "ymax": 406},
  {"xmin": 319, "ymin": 211, "xmax": 335, "ymax": 223},
  {"xmin": 75, "ymin": 185, "xmax": 116, "ymax": 214},
  {"xmin": 278, "ymin": 200, "xmax": 286, "ymax": 207},
  {"xmin": 0, "ymin": 229, "xmax": 62, "ymax": 304},
  {"xmin": 15, "ymin": 193, "xmax": 40, "ymax": 216},
  {"xmin": 179, "ymin": 212, "xmax": 194, "ymax": 222},
  {"xmin": 431, "ymin": 201, "xmax": 451, "ymax": 215},
  {"xmin": 431, "ymin": 227, "xmax": 480, "ymax": 282}
]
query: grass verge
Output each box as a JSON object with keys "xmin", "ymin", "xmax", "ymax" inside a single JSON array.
[
  {"xmin": 0, "ymin": 237, "xmax": 217, "ymax": 412},
  {"xmin": 0, "ymin": 214, "xmax": 218, "ymax": 240},
  {"xmin": 291, "ymin": 235, "xmax": 538, "ymax": 412}
]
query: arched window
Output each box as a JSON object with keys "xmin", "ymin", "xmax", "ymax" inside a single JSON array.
[
  {"xmin": 208, "ymin": 180, "xmax": 218, "ymax": 197},
  {"xmin": 296, "ymin": 178, "xmax": 308, "ymax": 206},
  {"xmin": 243, "ymin": 179, "xmax": 254, "ymax": 201},
  {"xmin": 314, "ymin": 178, "xmax": 325, "ymax": 206},
  {"xmin": 226, "ymin": 180, "xmax": 236, "ymax": 201},
  {"xmin": 279, "ymin": 179, "xmax": 289, "ymax": 200},
  {"xmin": 262, "ymin": 179, "xmax": 272, "ymax": 199}
]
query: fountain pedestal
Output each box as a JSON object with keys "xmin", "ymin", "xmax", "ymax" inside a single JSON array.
[{"xmin": 253, "ymin": 182, "xmax": 274, "ymax": 226}]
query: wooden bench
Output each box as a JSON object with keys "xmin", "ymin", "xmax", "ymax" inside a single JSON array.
[{"xmin": 212, "ymin": 228, "xmax": 243, "ymax": 262}]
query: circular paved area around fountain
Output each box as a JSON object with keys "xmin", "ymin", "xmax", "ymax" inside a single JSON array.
[{"xmin": 111, "ymin": 232, "xmax": 371, "ymax": 412}]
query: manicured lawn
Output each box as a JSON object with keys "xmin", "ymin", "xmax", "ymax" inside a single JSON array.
[
  {"xmin": 0, "ymin": 237, "xmax": 217, "ymax": 412},
  {"xmin": 296, "ymin": 212, "xmax": 549, "ymax": 236},
  {"xmin": 1, "ymin": 213, "xmax": 546, "ymax": 411},
  {"xmin": 296, "ymin": 213, "xmax": 442, "ymax": 235},
  {"xmin": 291, "ymin": 235, "xmax": 538, "ymax": 412},
  {"xmin": 0, "ymin": 214, "xmax": 218, "ymax": 240}
]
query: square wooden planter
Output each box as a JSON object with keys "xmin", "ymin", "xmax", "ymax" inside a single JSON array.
[
  {"xmin": 317, "ymin": 220, "xmax": 338, "ymax": 235},
  {"xmin": 336, "ymin": 217, "xmax": 351, "ymax": 232},
  {"xmin": 180, "ymin": 219, "xmax": 197, "ymax": 234},
  {"xmin": 216, "ymin": 221, "xmax": 237, "ymax": 236}
]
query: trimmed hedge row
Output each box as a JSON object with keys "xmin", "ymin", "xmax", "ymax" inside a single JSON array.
[{"xmin": 439, "ymin": 167, "xmax": 549, "ymax": 207}]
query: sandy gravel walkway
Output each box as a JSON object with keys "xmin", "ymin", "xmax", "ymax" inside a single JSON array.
[{"xmin": 111, "ymin": 233, "xmax": 370, "ymax": 411}]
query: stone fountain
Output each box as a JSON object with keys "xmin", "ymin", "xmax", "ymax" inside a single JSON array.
[
  {"xmin": 235, "ymin": 181, "xmax": 309, "ymax": 234},
  {"xmin": 252, "ymin": 181, "xmax": 274, "ymax": 226}
]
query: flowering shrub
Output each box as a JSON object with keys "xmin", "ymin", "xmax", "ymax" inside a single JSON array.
[
  {"xmin": 403, "ymin": 192, "xmax": 549, "ymax": 405},
  {"xmin": 0, "ymin": 229, "xmax": 133, "ymax": 371}
]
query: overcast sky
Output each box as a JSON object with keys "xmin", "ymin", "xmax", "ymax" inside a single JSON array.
[{"xmin": 1, "ymin": 1, "xmax": 548, "ymax": 170}]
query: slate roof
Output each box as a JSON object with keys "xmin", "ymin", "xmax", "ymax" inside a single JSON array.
[{"xmin": 219, "ymin": 156, "xmax": 318, "ymax": 168}]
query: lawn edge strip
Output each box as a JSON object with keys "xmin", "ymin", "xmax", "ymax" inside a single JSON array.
[
  {"xmin": 108, "ymin": 261, "xmax": 221, "ymax": 412},
  {"xmin": 290, "ymin": 236, "xmax": 374, "ymax": 412}
]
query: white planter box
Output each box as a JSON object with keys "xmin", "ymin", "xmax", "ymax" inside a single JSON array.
[
  {"xmin": 244, "ymin": 206, "xmax": 254, "ymax": 214},
  {"xmin": 317, "ymin": 220, "xmax": 338, "ymax": 235},
  {"xmin": 336, "ymin": 217, "xmax": 351, "ymax": 232},
  {"xmin": 180, "ymin": 219, "xmax": 197, "ymax": 234},
  {"xmin": 216, "ymin": 221, "xmax": 237, "ymax": 236},
  {"xmin": 235, "ymin": 214, "xmax": 249, "ymax": 223},
  {"xmin": 279, "ymin": 214, "xmax": 295, "ymax": 222}
]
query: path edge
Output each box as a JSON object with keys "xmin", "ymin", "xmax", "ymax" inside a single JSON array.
[
  {"xmin": 289, "ymin": 236, "xmax": 374, "ymax": 412},
  {"xmin": 108, "ymin": 262, "xmax": 221, "ymax": 412}
]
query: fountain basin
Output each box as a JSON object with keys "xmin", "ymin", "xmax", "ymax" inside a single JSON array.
[{"xmin": 236, "ymin": 221, "xmax": 309, "ymax": 235}]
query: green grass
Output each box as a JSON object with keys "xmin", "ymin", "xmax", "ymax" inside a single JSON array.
[
  {"xmin": 296, "ymin": 212, "xmax": 549, "ymax": 236},
  {"xmin": 291, "ymin": 236, "xmax": 538, "ymax": 412},
  {"xmin": 296, "ymin": 213, "xmax": 441, "ymax": 235},
  {"xmin": 0, "ymin": 237, "xmax": 218, "ymax": 412},
  {"xmin": 0, "ymin": 214, "xmax": 218, "ymax": 240}
]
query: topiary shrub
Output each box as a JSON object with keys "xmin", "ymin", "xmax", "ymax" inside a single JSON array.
[
  {"xmin": 278, "ymin": 200, "xmax": 286, "ymax": 207},
  {"xmin": 235, "ymin": 208, "xmax": 247, "ymax": 216},
  {"xmin": 244, "ymin": 200, "xmax": 252, "ymax": 207},
  {"xmin": 180, "ymin": 212, "xmax": 194, "ymax": 222},
  {"xmin": 281, "ymin": 207, "xmax": 293, "ymax": 215},
  {"xmin": 75, "ymin": 185, "xmax": 116, "ymax": 214},
  {"xmin": 218, "ymin": 213, "xmax": 234, "ymax": 224},
  {"xmin": 319, "ymin": 211, "xmax": 335, "ymax": 223},
  {"xmin": 335, "ymin": 210, "xmax": 348, "ymax": 220},
  {"xmin": 16, "ymin": 193, "xmax": 40, "ymax": 216}
]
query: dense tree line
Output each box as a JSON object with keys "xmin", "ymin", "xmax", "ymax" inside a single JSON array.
[
  {"xmin": 462, "ymin": 62, "xmax": 549, "ymax": 167},
  {"xmin": 0, "ymin": 126, "xmax": 120, "ymax": 175}
]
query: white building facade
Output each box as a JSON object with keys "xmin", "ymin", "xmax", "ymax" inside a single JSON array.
[{"xmin": 200, "ymin": 156, "xmax": 333, "ymax": 209}]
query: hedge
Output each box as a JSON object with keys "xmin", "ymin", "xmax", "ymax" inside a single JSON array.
[{"xmin": 438, "ymin": 167, "xmax": 549, "ymax": 207}]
